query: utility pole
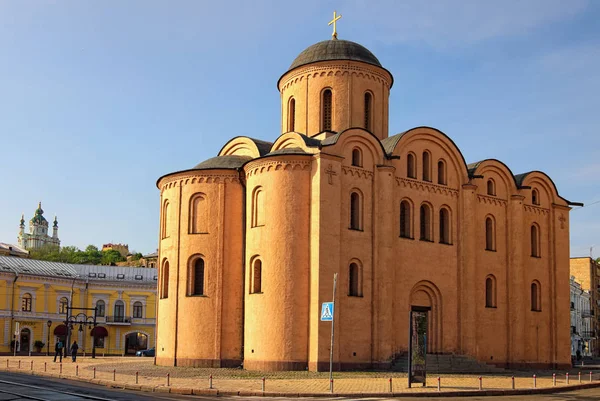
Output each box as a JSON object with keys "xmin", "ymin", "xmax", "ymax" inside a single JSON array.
[{"xmin": 329, "ymin": 273, "xmax": 337, "ymax": 393}]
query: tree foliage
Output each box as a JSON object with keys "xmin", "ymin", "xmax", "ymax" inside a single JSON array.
[{"xmin": 29, "ymin": 245, "xmax": 126, "ymax": 265}]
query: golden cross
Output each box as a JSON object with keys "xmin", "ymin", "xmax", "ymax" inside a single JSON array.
[{"xmin": 328, "ymin": 11, "xmax": 342, "ymax": 40}]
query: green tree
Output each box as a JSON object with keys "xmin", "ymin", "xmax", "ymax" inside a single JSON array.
[
  {"xmin": 131, "ymin": 252, "xmax": 143, "ymax": 261},
  {"xmin": 101, "ymin": 249, "xmax": 125, "ymax": 266}
]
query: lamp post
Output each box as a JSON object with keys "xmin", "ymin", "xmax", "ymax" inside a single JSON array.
[
  {"xmin": 65, "ymin": 306, "xmax": 98, "ymax": 359},
  {"xmin": 46, "ymin": 320, "xmax": 51, "ymax": 356}
]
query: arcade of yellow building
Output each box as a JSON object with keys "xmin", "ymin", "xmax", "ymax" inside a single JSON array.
[
  {"xmin": 0, "ymin": 256, "xmax": 157, "ymax": 356},
  {"xmin": 156, "ymin": 28, "xmax": 580, "ymax": 370}
]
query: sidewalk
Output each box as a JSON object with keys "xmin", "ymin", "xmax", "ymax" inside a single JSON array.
[{"xmin": 1, "ymin": 356, "xmax": 600, "ymax": 397}]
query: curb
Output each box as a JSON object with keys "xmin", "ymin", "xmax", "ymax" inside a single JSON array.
[{"xmin": 2, "ymin": 367, "xmax": 600, "ymax": 398}]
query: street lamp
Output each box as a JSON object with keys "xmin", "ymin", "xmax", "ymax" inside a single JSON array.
[{"xmin": 46, "ymin": 320, "xmax": 51, "ymax": 356}]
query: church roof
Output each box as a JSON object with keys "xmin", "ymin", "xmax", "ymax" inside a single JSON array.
[
  {"xmin": 30, "ymin": 202, "xmax": 48, "ymax": 225},
  {"xmin": 288, "ymin": 40, "xmax": 382, "ymax": 72},
  {"xmin": 265, "ymin": 148, "xmax": 311, "ymax": 156},
  {"xmin": 192, "ymin": 155, "xmax": 252, "ymax": 170}
]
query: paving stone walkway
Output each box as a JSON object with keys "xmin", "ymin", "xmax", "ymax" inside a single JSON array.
[{"xmin": 1, "ymin": 356, "xmax": 599, "ymax": 396}]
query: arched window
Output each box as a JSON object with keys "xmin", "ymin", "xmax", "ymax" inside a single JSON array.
[
  {"xmin": 531, "ymin": 224, "xmax": 540, "ymax": 257},
  {"xmin": 351, "ymin": 148, "xmax": 362, "ymax": 167},
  {"xmin": 350, "ymin": 191, "xmax": 362, "ymax": 230},
  {"xmin": 161, "ymin": 200, "xmax": 170, "ymax": 239},
  {"xmin": 487, "ymin": 179, "xmax": 495, "ymax": 196},
  {"xmin": 288, "ymin": 97, "xmax": 296, "ymax": 132},
  {"xmin": 322, "ymin": 89, "xmax": 332, "ymax": 131},
  {"xmin": 59, "ymin": 297, "xmax": 68, "ymax": 314},
  {"xmin": 251, "ymin": 187, "xmax": 265, "ymax": 227},
  {"xmin": 485, "ymin": 275, "xmax": 496, "ymax": 308},
  {"xmin": 532, "ymin": 189, "xmax": 539, "ymax": 205},
  {"xmin": 419, "ymin": 204, "xmax": 432, "ymax": 241},
  {"xmin": 437, "ymin": 160, "xmax": 447, "ymax": 185},
  {"xmin": 531, "ymin": 281, "xmax": 541, "ymax": 311},
  {"xmin": 422, "ymin": 151, "xmax": 431, "ymax": 181},
  {"xmin": 160, "ymin": 260, "xmax": 169, "ymax": 299},
  {"xmin": 114, "ymin": 300, "xmax": 124, "ymax": 321},
  {"xmin": 400, "ymin": 200, "xmax": 412, "ymax": 238},
  {"xmin": 188, "ymin": 257, "xmax": 205, "ymax": 296},
  {"xmin": 349, "ymin": 262, "xmax": 361, "ymax": 296},
  {"xmin": 407, "ymin": 153, "xmax": 416, "ymax": 178},
  {"xmin": 439, "ymin": 208, "xmax": 451, "ymax": 244},
  {"xmin": 133, "ymin": 301, "xmax": 143, "ymax": 318},
  {"xmin": 364, "ymin": 92, "xmax": 372, "ymax": 131},
  {"xmin": 189, "ymin": 193, "xmax": 208, "ymax": 234},
  {"xmin": 21, "ymin": 293, "xmax": 32, "ymax": 312},
  {"xmin": 96, "ymin": 300, "xmax": 105, "ymax": 317},
  {"xmin": 485, "ymin": 217, "xmax": 495, "ymax": 251},
  {"xmin": 251, "ymin": 258, "xmax": 262, "ymax": 294}
]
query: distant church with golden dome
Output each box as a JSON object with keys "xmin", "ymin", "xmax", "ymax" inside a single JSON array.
[{"xmin": 156, "ymin": 20, "xmax": 579, "ymax": 371}]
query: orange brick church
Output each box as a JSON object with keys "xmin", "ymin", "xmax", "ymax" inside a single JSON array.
[{"xmin": 155, "ymin": 22, "xmax": 578, "ymax": 370}]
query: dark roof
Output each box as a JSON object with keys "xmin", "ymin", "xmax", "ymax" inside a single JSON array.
[
  {"xmin": 192, "ymin": 155, "xmax": 252, "ymax": 170},
  {"xmin": 381, "ymin": 131, "xmax": 409, "ymax": 156},
  {"xmin": 288, "ymin": 40, "xmax": 382, "ymax": 71},
  {"xmin": 265, "ymin": 148, "xmax": 311, "ymax": 156},
  {"xmin": 249, "ymin": 138, "xmax": 274, "ymax": 156}
]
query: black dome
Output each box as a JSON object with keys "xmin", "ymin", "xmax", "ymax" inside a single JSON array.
[{"xmin": 288, "ymin": 40, "xmax": 382, "ymax": 71}]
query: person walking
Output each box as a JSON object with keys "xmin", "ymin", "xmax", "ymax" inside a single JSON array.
[
  {"xmin": 70, "ymin": 341, "xmax": 79, "ymax": 362},
  {"xmin": 53, "ymin": 340, "xmax": 63, "ymax": 363}
]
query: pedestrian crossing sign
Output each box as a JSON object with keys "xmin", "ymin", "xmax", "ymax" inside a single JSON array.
[{"xmin": 321, "ymin": 302, "xmax": 334, "ymax": 321}]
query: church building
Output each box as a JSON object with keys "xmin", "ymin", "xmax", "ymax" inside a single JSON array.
[
  {"xmin": 156, "ymin": 25, "xmax": 579, "ymax": 370},
  {"xmin": 18, "ymin": 202, "xmax": 60, "ymax": 250}
]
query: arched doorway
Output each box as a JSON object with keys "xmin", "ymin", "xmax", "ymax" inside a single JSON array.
[
  {"xmin": 409, "ymin": 281, "xmax": 443, "ymax": 354},
  {"xmin": 125, "ymin": 332, "xmax": 148, "ymax": 355},
  {"xmin": 20, "ymin": 328, "xmax": 31, "ymax": 353}
]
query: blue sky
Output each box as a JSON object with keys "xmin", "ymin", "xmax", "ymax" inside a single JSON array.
[{"xmin": 0, "ymin": 1, "xmax": 598, "ymax": 257}]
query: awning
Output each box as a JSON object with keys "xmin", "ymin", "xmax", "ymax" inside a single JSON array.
[
  {"xmin": 90, "ymin": 326, "xmax": 108, "ymax": 337},
  {"xmin": 53, "ymin": 324, "xmax": 67, "ymax": 336}
]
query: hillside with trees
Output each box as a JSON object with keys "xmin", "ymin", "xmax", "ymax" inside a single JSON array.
[{"xmin": 28, "ymin": 245, "xmax": 126, "ymax": 265}]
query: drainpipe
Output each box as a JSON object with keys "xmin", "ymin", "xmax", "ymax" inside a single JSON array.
[{"xmin": 10, "ymin": 272, "xmax": 19, "ymax": 355}]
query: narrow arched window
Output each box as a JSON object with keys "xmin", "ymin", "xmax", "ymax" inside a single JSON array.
[
  {"xmin": 114, "ymin": 300, "xmax": 124, "ymax": 320},
  {"xmin": 407, "ymin": 153, "xmax": 416, "ymax": 178},
  {"xmin": 487, "ymin": 179, "xmax": 495, "ymax": 196},
  {"xmin": 422, "ymin": 151, "xmax": 431, "ymax": 181},
  {"xmin": 288, "ymin": 97, "xmax": 296, "ymax": 132},
  {"xmin": 59, "ymin": 297, "xmax": 68, "ymax": 314},
  {"xmin": 322, "ymin": 89, "xmax": 332, "ymax": 131},
  {"xmin": 161, "ymin": 200, "xmax": 170, "ymax": 238},
  {"xmin": 531, "ymin": 224, "xmax": 540, "ymax": 257},
  {"xmin": 419, "ymin": 204, "xmax": 431, "ymax": 241},
  {"xmin": 189, "ymin": 258, "xmax": 205, "ymax": 296},
  {"xmin": 400, "ymin": 200, "xmax": 411, "ymax": 238},
  {"xmin": 251, "ymin": 187, "xmax": 265, "ymax": 227},
  {"xmin": 531, "ymin": 281, "xmax": 541, "ymax": 311},
  {"xmin": 161, "ymin": 260, "xmax": 169, "ymax": 299},
  {"xmin": 485, "ymin": 276, "xmax": 496, "ymax": 308},
  {"xmin": 350, "ymin": 191, "xmax": 362, "ymax": 230},
  {"xmin": 437, "ymin": 160, "xmax": 446, "ymax": 185},
  {"xmin": 21, "ymin": 293, "xmax": 32, "ymax": 312},
  {"xmin": 133, "ymin": 301, "xmax": 143, "ymax": 318},
  {"xmin": 252, "ymin": 258, "xmax": 262, "ymax": 294},
  {"xmin": 439, "ymin": 208, "xmax": 450, "ymax": 244},
  {"xmin": 364, "ymin": 92, "xmax": 372, "ymax": 131},
  {"xmin": 532, "ymin": 189, "xmax": 539, "ymax": 205},
  {"xmin": 485, "ymin": 217, "xmax": 495, "ymax": 251},
  {"xmin": 351, "ymin": 148, "xmax": 362, "ymax": 167},
  {"xmin": 349, "ymin": 262, "xmax": 361, "ymax": 296},
  {"xmin": 189, "ymin": 193, "xmax": 208, "ymax": 234},
  {"xmin": 96, "ymin": 300, "xmax": 105, "ymax": 317}
]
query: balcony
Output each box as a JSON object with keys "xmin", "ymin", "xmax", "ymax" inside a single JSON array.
[
  {"xmin": 105, "ymin": 316, "xmax": 132, "ymax": 325},
  {"xmin": 582, "ymin": 310, "xmax": 594, "ymax": 318}
]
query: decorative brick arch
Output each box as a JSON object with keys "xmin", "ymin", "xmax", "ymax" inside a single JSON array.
[{"xmin": 409, "ymin": 280, "xmax": 443, "ymax": 353}]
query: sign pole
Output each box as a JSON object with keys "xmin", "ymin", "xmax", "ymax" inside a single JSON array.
[{"xmin": 329, "ymin": 273, "xmax": 337, "ymax": 393}]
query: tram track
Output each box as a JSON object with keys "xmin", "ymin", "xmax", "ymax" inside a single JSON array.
[{"xmin": 0, "ymin": 377, "xmax": 118, "ymax": 400}]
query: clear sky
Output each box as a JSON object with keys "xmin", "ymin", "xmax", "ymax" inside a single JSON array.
[{"xmin": 0, "ymin": 1, "xmax": 598, "ymax": 257}]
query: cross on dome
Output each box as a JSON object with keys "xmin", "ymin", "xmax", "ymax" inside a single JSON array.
[{"xmin": 328, "ymin": 11, "xmax": 342, "ymax": 40}]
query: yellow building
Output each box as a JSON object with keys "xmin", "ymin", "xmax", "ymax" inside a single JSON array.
[{"xmin": 0, "ymin": 255, "xmax": 157, "ymax": 355}]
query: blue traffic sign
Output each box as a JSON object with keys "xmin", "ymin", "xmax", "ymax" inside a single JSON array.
[{"xmin": 321, "ymin": 302, "xmax": 334, "ymax": 321}]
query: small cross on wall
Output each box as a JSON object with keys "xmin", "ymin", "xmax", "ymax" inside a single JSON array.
[
  {"xmin": 558, "ymin": 214, "xmax": 566, "ymax": 229},
  {"xmin": 325, "ymin": 164, "xmax": 337, "ymax": 185}
]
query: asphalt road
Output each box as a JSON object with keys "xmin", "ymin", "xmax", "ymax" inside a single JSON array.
[{"xmin": 1, "ymin": 371, "xmax": 600, "ymax": 401}]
